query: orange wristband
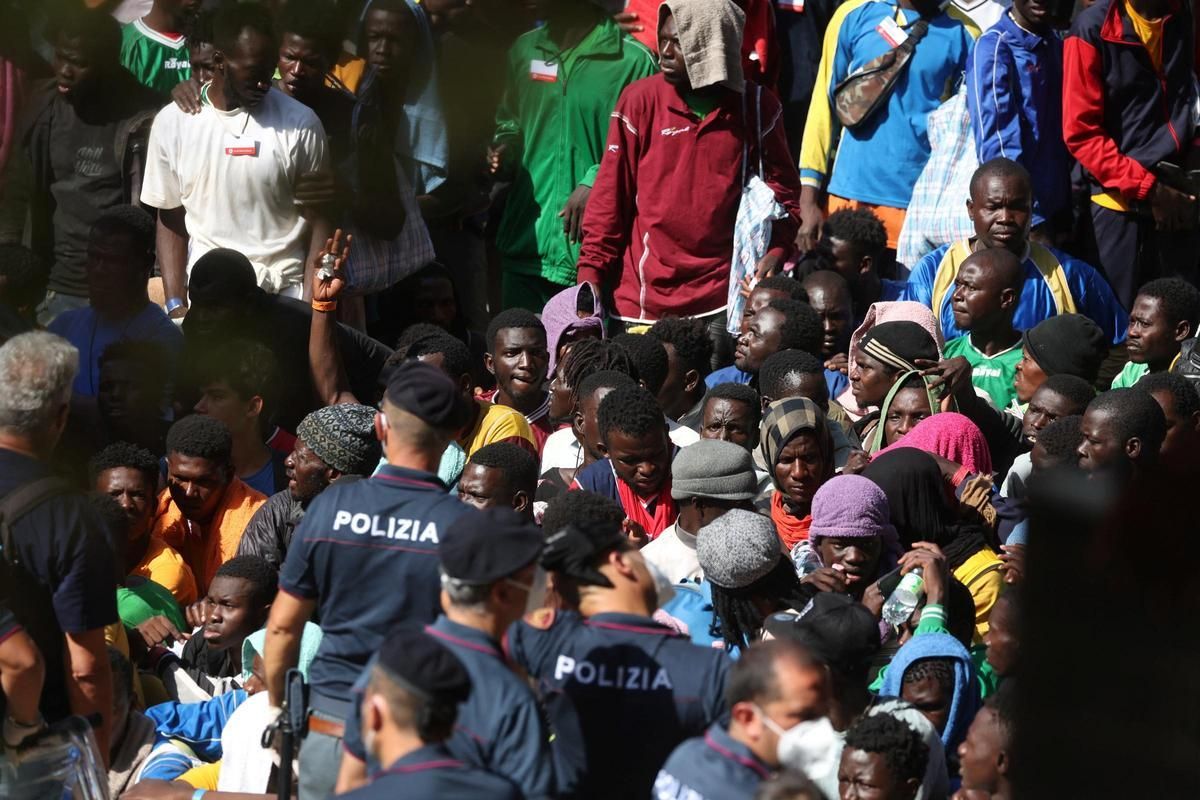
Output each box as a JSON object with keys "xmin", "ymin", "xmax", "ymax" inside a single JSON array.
[{"xmin": 311, "ymin": 299, "xmax": 337, "ymax": 313}]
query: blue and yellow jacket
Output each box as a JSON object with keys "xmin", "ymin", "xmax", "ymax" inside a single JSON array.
[
  {"xmin": 799, "ymin": 0, "xmax": 979, "ymax": 209},
  {"xmin": 903, "ymin": 239, "xmax": 1129, "ymax": 344}
]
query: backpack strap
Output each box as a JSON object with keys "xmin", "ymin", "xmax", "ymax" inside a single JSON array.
[{"xmin": 0, "ymin": 477, "xmax": 73, "ymax": 568}]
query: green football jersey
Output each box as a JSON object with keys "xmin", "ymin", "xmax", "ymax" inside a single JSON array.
[
  {"xmin": 121, "ymin": 18, "xmax": 191, "ymax": 96},
  {"xmin": 944, "ymin": 335, "xmax": 1023, "ymax": 410}
]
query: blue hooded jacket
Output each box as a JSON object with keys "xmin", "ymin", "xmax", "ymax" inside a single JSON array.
[{"xmin": 877, "ymin": 631, "xmax": 981, "ymax": 753}]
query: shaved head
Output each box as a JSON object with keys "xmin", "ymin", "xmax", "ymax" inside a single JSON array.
[
  {"xmin": 969, "ymin": 158, "xmax": 1032, "ymax": 203},
  {"xmin": 962, "ymin": 248, "xmax": 1024, "ymax": 293}
]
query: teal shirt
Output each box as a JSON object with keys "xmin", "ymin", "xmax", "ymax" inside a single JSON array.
[
  {"xmin": 493, "ymin": 17, "xmax": 657, "ymax": 284},
  {"xmin": 1110, "ymin": 360, "xmax": 1150, "ymax": 389}
]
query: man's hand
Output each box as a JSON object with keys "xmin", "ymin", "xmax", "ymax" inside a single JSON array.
[
  {"xmin": 861, "ymin": 579, "xmax": 886, "ymax": 618},
  {"xmin": 294, "ymin": 171, "xmax": 339, "ymax": 208},
  {"xmin": 841, "ymin": 449, "xmax": 871, "ymax": 475},
  {"xmin": 614, "ymin": 10, "xmax": 644, "ymax": 33},
  {"xmin": 170, "ymin": 78, "xmax": 203, "ymax": 115},
  {"xmin": 754, "ymin": 253, "xmax": 783, "ymax": 284},
  {"xmin": 916, "ymin": 356, "xmax": 974, "ymax": 400},
  {"xmin": 1149, "ymin": 181, "xmax": 1196, "ymax": 232},
  {"xmin": 312, "ymin": 228, "xmax": 353, "ymax": 303},
  {"xmin": 999, "ymin": 543, "xmax": 1025, "ymax": 584},
  {"xmin": 897, "ymin": 541, "xmax": 949, "ymax": 606},
  {"xmin": 558, "ymin": 185, "xmax": 592, "ymax": 244},
  {"xmin": 801, "ymin": 566, "xmax": 848, "ymax": 594},
  {"xmin": 622, "ymin": 518, "xmax": 650, "ymax": 549},
  {"xmin": 487, "ymin": 143, "xmax": 510, "ymax": 179},
  {"xmin": 184, "ymin": 599, "xmax": 214, "ymax": 630},
  {"xmin": 133, "ymin": 615, "xmax": 189, "ymax": 649},
  {"xmin": 797, "ymin": 189, "xmax": 824, "ymax": 253},
  {"xmin": 825, "ymin": 352, "xmax": 849, "ymax": 375}
]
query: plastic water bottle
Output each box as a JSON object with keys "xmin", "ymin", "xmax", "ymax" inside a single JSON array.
[{"xmin": 881, "ymin": 568, "xmax": 924, "ymax": 627}]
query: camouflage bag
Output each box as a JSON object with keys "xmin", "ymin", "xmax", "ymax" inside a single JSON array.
[{"xmin": 833, "ymin": 19, "xmax": 929, "ymax": 129}]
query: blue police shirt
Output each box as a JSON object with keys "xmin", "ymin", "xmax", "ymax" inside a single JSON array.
[
  {"xmin": 278, "ymin": 465, "xmax": 473, "ymax": 717},
  {"xmin": 654, "ymin": 722, "xmax": 773, "ymax": 800},
  {"xmin": 338, "ymin": 743, "xmax": 521, "ymax": 800},
  {"xmin": 506, "ymin": 610, "xmax": 732, "ymax": 799},
  {"xmin": 342, "ymin": 616, "xmax": 556, "ymax": 799}
]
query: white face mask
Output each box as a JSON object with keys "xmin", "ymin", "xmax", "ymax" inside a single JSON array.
[
  {"xmin": 756, "ymin": 706, "xmax": 841, "ymax": 779},
  {"xmin": 506, "ymin": 566, "xmax": 549, "ymax": 616}
]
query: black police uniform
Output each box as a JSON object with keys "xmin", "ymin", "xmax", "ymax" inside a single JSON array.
[{"xmin": 337, "ymin": 743, "xmax": 521, "ymax": 800}]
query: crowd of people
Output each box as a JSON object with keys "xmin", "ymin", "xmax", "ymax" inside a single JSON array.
[{"xmin": 0, "ymin": 0, "xmax": 1197, "ymax": 797}]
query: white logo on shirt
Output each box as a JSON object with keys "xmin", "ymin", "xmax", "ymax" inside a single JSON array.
[
  {"xmin": 332, "ymin": 511, "xmax": 439, "ymax": 543},
  {"xmin": 553, "ymin": 655, "xmax": 674, "ymax": 690},
  {"xmin": 654, "ymin": 772, "xmax": 705, "ymax": 800},
  {"xmin": 163, "ymin": 58, "xmax": 190, "ymax": 70},
  {"xmin": 660, "ymin": 126, "xmax": 692, "ymax": 137}
]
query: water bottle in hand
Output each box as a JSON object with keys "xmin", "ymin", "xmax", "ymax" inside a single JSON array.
[{"xmin": 882, "ymin": 568, "xmax": 924, "ymax": 627}]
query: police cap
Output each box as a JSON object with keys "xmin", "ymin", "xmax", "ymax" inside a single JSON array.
[
  {"xmin": 440, "ymin": 508, "xmax": 544, "ymax": 584},
  {"xmin": 384, "ymin": 361, "xmax": 470, "ymax": 430},
  {"xmin": 377, "ymin": 626, "xmax": 471, "ymax": 704}
]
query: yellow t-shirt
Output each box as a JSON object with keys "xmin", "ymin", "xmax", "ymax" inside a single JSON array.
[
  {"xmin": 178, "ymin": 761, "xmax": 222, "ymax": 790},
  {"xmin": 132, "ymin": 536, "xmax": 199, "ymax": 607},
  {"xmin": 331, "ymin": 53, "xmax": 366, "ymax": 94},
  {"xmin": 1126, "ymin": 0, "xmax": 1165, "ymax": 72},
  {"xmin": 952, "ymin": 548, "xmax": 1005, "ymax": 641},
  {"xmin": 459, "ymin": 400, "xmax": 537, "ymax": 459}
]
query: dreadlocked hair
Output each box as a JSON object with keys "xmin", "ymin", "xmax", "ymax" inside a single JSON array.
[
  {"xmin": 709, "ymin": 557, "xmax": 812, "ymax": 651},
  {"xmin": 561, "ymin": 338, "xmax": 635, "ymax": 402},
  {"xmin": 901, "ymin": 657, "xmax": 955, "ymax": 691}
]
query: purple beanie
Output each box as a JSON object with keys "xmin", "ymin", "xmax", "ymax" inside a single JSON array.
[{"xmin": 810, "ymin": 475, "xmax": 897, "ymax": 543}]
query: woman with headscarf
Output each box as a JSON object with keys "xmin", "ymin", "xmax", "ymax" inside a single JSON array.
[
  {"xmin": 870, "ymin": 370, "xmax": 941, "ymax": 453},
  {"xmin": 792, "ymin": 475, "xmax": 901, "ymax": 601},
  {"xmin": 876, "ymin": 412, "xmax": 994, "ymax": 476},
  {"xmin": 759, "ymin": 397, "xmax": 836, "ymax": 550},
  {"xmin": 542, "ymin": 281, "xmax": 605, "ymax": 379},
  {"xmin": 847, "ymin": 321, "xmax": 943, "ymax": 448},
  {"xmin": 862, "ymin": 449, "xmax": 1003, "ymax": 641},
  {"xmin": 837, "ymin": 301, "xmax": 944, "ymax": 421}
]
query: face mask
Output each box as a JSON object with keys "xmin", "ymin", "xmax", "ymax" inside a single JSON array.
[
  {"xmin": 506, "ymin": 566, "xmax": 549, "ymax": 616},
  {"xmin": 756, "ymin": 705, "xmax": 840, "ymax": 779}
]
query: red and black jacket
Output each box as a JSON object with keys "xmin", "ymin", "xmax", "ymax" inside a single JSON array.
[{"xmin": 1062, "ymin": 0, "xmax": 1198, "ymax": 201}]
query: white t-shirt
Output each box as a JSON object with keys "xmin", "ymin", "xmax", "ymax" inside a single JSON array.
[
  {"xmin": 141, "ymin": 86, "xmax": 329, "ymax": 293},
  {"xmin": 641, "ymin": 523, "xmax": 701, "ymax": 584},
  {"xmin": 540, "ymin": 417, "xmax": 701, "ymax": 472}
]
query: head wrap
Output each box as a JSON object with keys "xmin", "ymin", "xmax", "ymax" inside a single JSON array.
[
  {"xmin": 542, "ymin": 281, "xmax": 605, "ymax": 378},
  {"xmin": 659, "ymin": 0, "xmax": 746, "ymax": 91},
  {"xmin": 297, "ymin": 404, "xmax": 382, "ymax": 476},
  {"xmin": 877, "ymin": 632, "xmax": 981, "ymax": 753},
  {"xmin": 242, "ymin": 622, "xmax": 323, "ymax": 682},
  {"xmin": 696, "ymin": 509, "xmax": 782, "ymax": 589},
  {"xmin": 876, "ymin": 412, "xmax": 993, "ymax": 476},
  {"xmin": 671, "ymin": 439, "xmax": 758, "ymax": 501},
  {"xmin": 760, "ymin": 398, "xmax": 834, "ymax": 489},
  {"xmin": 869, "ymin": 370, "xmax": 941, "ymax": 454},
  {"xmin": 807, "ymin": 474, "xmax": 900, "ymax": 580},
  {"xmin": 859, "ymin": 322, "xmax": 941, "ymax": 374},
  {"xmin": 1022, "ymin": 313, "xmax": 1107, "ymax": 382},
  {"xmin": 838, "ymin": 301, "xmax": 945, "ymax": 418}
]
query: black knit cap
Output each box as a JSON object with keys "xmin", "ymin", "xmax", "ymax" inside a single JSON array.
[
  {"xmin": 384, "ymin": 361, "xmax": 471, "ymax": 430},
  {"xmin": 859, "ymin": 321, "xmax": 939, "ymax": 372},
  {"xmin": 440, "ymin": 508, "xmax": 544, "ymax": 584},
  {"xmin": 1022, "ymin": 313, "xmax": 1107, "ymax": 382},
  {"xmin": 376, "ymin": 626, "xmax": 471, "ymax": 704}
]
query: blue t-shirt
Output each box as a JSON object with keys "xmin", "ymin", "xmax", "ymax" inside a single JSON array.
[
  {"xmin": 338, "ymin": 743, "xmax": 520, "ymax": 800},
  {"xmin": 506, "ymin": 610, "xmax": 731, "ymax": 799},
  {"xmin": 705, "ymin": 365, "xmax": 753, "ymax": 389},
  {"xmin": 655, "ymin": 722, "xmax": 773, "ymax": 800},
  {"xmin": 278, "ymin": 465, "xmax": 473, "ymax": 717},
  {"xmin": 0, "ymin": 448, "xmax": 117, "ymax": 722},
  {"xmin": 48, "ymin": 301, "xmax": 183, "ymax": 397},
  {"xmin": 241, "ymin": 449, "xmax": 287, "ymax": 498}
]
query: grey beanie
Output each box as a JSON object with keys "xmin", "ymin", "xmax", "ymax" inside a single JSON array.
[
  {"xmin": 671, "ymin": 440, "xmax": 758, "ymax": 501},
  {"xmin": 697, "ymin": 509, "xmax": 782, "ymax": 589}
]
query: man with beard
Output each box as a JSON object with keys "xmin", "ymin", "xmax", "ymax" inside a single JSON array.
[
  {"xmin": 904, "ymin": 158, "xmax": 1127, "ymax": 346},
  {"xmin": 237, "ymin": 404, "xmax": 381, "ymax": 571},
  {"xmin": 141, "ymin": 2, "xmax": 333, "ymax": 307}
]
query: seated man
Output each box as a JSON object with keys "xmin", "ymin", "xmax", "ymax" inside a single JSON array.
[
  {"xmin": 457, "ymin": 442, "xmax": 539, "ymax": 522},
  {"xmin": 699, "ymin": 383, "xmax": 763, "ymax": 451},
  {"xmin": 1111, "ymin": 278, "xmax": 1200, "ymax": 388},
  {"xmin": 648, "ymin": 317, "xmax": 713, "ymax": 430},
  {"xmin": 238, "ymin": 403, "xmax": 380, "ymax": 571},
  {"xmin": 190, "ymin": 341, "xmax": 287, "ymax": 497},
  {"xmin": 96, "ymin": 341, "xmax": 173, "ymax": 456},
  {"xmin": 47, "ymin": 207, "xmax": 183, "ymax": 398},
  {"xmin": 407, "ymin": 332, "xmax": 536, "ymax": 458},
  {"xmin": 905, "ymin": 158, "xmax": 1127, "ymax": 347},
  {"xmin": 643, "ymin": 439, "xmax": 756, "ymax": 584},
  {"xmin": 707, "ymin": 298, "xmax": 823, "ymax": 389},
  {"xmin": 739, "ymin": 275, "xmax": 808, "ymax": 336},
  {"xmin": 92, "ymin": 442, "xmax": 197, "ymax": 606},
  {"xmin": 152, "ymin": 415, "xmax": 267, "ymax": 594},
  {"xmin": 572, "ymin": 385, "xmax": 675, "ymax": 540},
  {"xmin": 477, "ymin": 309, "xmax": 554, "ymax": 452},
  {"xmin": 810, "ymin": 209, "xmax": 903, "ymax": 315},
  {"xmin": 1077, "ymin": 388, "xmax": 1166, "ymax": 483}
]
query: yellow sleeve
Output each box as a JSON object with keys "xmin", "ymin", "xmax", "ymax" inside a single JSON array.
[
  {"xmin": 178, "ymin": 761, "xmax": 222, "ymax": 790},
  {"xmin": 953, "ymin": 550, "xmax": 1005, "ymax": 642},
  {"xmin": 797, "ymin": 0, "xmax": 873, "ymax": 188}
]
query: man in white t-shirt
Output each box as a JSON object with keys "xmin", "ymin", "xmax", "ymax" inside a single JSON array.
[{"xmin": 141, "ymin": 3, "xmax": 332, "ymax": 316}]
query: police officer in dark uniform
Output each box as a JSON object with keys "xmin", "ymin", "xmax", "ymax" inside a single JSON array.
[
  {"xmin": 654, "ymin": 639, "xmax": 832, "ymax": 799},
  {"xmin": 339, "ymin": 507, "xmax": 556, "ymax": 798},
  {"xmin": 264, "ymin": 361, "xmax": 476, "ymax": 800},
  {"xmin": 505, "ymin": 491, "xmax": 733, "ymax": 799},
  {"xmin": 340, "ymin": 627, "xmax": 521, "ymax": 800}
]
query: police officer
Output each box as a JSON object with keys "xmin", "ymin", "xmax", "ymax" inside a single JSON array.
[
  {"xmin": 264, "ymin": 361, "xmax": 476, "ymax": 800},
  {"xmin": 506, "ymin": 491, "xmax": 733, "ymax": 799},
  {"xmin": 654, "ymin": 639, "xmax": 832, "ymax": 799},
  {"xmin": 339, "ymin": 627, "xmax": 521, "ymax": 800},
  {"xmin": 338, "ymin": 507, "xmax": 556, "ymax": 798}
]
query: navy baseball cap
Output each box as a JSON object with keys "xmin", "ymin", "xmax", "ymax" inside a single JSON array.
[
  {"xmin": 383, "ymin": 360, "xmax": 470, "ymax": 430},
  {"xmin": 440, "ymin": 508, "xmax": 544, "ymax": 584}
]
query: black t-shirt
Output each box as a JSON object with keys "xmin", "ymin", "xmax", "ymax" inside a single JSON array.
[{"xmin": 0, "ymin": 448, "xmax": 117, "ymax": 721}]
